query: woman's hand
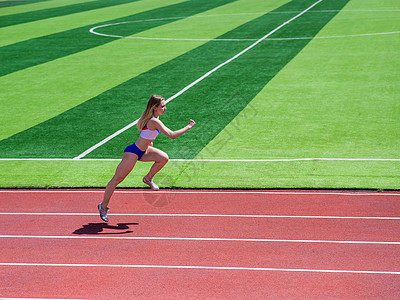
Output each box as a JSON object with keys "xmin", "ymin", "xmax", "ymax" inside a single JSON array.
[{"xmin": 188, "ymin": 119, "xmax": 196, "ymax": 129}]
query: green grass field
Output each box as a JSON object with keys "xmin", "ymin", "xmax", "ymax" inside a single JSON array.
[{"xmin": 0, "ymin": 0, "xmax": 399, "ymax": 189}]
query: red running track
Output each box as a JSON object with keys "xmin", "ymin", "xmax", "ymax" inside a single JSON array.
[{"xmin": 1, "ymin": 189, "xmax": 400, "ymax": 299}]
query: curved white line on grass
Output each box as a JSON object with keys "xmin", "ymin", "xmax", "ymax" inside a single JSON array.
[
  {"xmin": 89, "ymin": 8, "xmax": 400, "ymax": 37},
  {"xmin": 76, "ymin": 0, "xmax": 324, "ymax": 159},
  {"xmin": 1, "ymin": 235, "xmax": 400, "ymax": 245},
  {"xmin": 1, "ymin": 262, "xmax": 399, "ymax": 275},
  {"xmin": 89, "ymin": 11, "xmax": 400, "ymax": 42},
  {"xmin": 91, "ymin": 19, "xmax": 400, "ymax": 42}
]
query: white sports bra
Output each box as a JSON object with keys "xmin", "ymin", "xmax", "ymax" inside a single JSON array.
[{"xmin": 140, "ymin": 121, "xmax": 160, "ymax": 140}]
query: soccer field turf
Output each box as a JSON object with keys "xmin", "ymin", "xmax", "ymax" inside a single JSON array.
[{"xmin": 0, "ymin": 0, "xmax": 399, "ymax": 189}]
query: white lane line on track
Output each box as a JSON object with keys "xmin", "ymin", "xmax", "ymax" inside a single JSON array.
[
  {"xmin": 0, "ymin": 262, "xmax": 399, "ymax": 275},
  {"xmin": 74, "ymin": 0, "xmax": 324, "ymax": 159},
  {"xmin": 0, "ymin": 299, "xmax": 83, "ymax": 300},
  {"xmin": 1, "ymin": 235, "xmax": 400, "ymax": 245},
  {"xmin": 0, "ymin": 213, "xmax": 399, "ymax": 219},
  {"xmin": 0, "ymin": 298, "xmax": 87, "ymax": 300},
  {"xmin": 1, "ymin": 190, "xmax": 399, "ymax": 196}
]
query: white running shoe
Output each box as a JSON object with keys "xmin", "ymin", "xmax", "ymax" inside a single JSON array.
[
  {"xmin": 98, "ymin": 203, "xmax": 109, "ymax": 222},
  {"xmin": 143, "ymin": 176, "xmax": 159, "ymax": 191}
]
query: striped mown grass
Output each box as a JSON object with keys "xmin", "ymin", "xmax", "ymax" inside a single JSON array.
[{"xmin": 0, "ymin": 0, "xmax": 399, "ymax": 189}]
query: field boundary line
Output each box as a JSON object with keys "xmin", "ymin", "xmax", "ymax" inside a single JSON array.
[
  {"xmin": 1, "ymin": 158, "xmax": 399, "ymax": 162},
  {"xmin": 74, "ymin": 0, "xmax": 324, "ymax": 160},
  {"xmin": 0, "ymin": 262, "xmax": 399, "ymax": 274}
]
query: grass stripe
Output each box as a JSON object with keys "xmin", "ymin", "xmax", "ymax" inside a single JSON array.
[
  {"xmin": 0, "ymin": 0, "xmax": 93, "ymax": 17},
  {"xmin": 0, "ymin": 0, "xmax": 50, "ymax": 9},
  {"xmin": 0, "ymin": 0, "xmax": 144, "ymax": 28},
  {"xmin": 0, "ymin": 0, "xmax": 185, "ymax": 47}
]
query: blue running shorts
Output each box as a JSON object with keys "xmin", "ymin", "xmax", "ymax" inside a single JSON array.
[{"xmin": 124, "ymin": 143, "xmax": 146, "ymax": 160}]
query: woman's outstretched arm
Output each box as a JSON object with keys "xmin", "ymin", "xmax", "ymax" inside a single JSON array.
[{"xmin": 150, "ymin": 118, "xmax": 196, "ymax": 139}]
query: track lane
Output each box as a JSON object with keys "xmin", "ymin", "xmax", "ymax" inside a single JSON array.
[
  {"xmin": 2, "ymin": 265, "xmax": 400, "ymax": 299},
  {"xmin": 0, "ymin": 189, "xmax": 399, "ymax": 216},
  {"xmin": 1, "ymin": 190, "xmax": 400, "ymax": 298},
  {"xmin": 1, "ymin": 214, "xmax": 399, "ymax": 242},
  {"xmin": 2, "ymin": 237, "xmax": 400, "ymax": 272}
]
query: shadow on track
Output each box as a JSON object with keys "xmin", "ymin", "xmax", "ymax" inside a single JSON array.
[{"xmin": 73, "ymin": 222, "xmax": 139, "ymax": 235}]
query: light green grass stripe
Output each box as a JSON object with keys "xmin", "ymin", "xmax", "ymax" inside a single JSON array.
[
  {"xmin": 0, "ymin": 0, "xmax": 95, "ymax": 17},
  {"xmin": 0, "ymin": 0, "xmax": 183, "ymax": 47},
  {"xmin": 0, "ymin": 0, "xmax": 289, "ymax": 141},
  {"xmin": 174, "ymin": 0, "xmax": 400, "ymax": 188}
]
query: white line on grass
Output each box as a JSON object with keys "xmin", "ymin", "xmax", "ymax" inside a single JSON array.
[
  {"xmin": 1, "ymin": 213, "xmax": 399, "ymax": 219},
  {"xmin": 0, "ymin": 262, "xmax": 399, "ymax": 275},
  {"xmin": 1, "ymin": 158, "xmax": 399, "ymax": 162},
  {"xmin": 75, "ymin": 0, "xmax": 324, "ymax": 160},
  {"xmin": 90, "ymin": 11, "xmax": 400, "ymax": 42},
  {"xmin": 1, "ymin": 235, "xmax": 400, "ymax": 245},
  {"xmin": 91, "ymin": 22, "xmax": 400, "ymax": 41},
  {"xmin": 89, "ymin": 9, "xmax": 400, "ymax": 39},
  {"xmin": 169, "ymin": 158, "xmax": 400, "ymax": 162}
]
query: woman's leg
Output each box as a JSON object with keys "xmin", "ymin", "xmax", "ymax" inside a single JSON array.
[
  {"xmin": 102, "ymin": 152, "xmax": 138, "ymax": 208},
  {"xmin": 140, "ymin": 146, "xmax": 169, "ymax": 181}
]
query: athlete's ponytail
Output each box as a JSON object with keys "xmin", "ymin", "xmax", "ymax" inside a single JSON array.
[{"xmin": 137, "ymin": 95, "xmax": 164, "ymax": 131}]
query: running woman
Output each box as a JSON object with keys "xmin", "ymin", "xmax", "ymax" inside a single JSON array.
[{"xmin": 98, "ymin": 95, "xmax": 196, "ymax": 222}]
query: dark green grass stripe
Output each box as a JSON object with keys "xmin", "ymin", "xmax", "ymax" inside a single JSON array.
[
  {"xmin": 0, "ymin": 0, "xmax": 235, "ymax": 77},
  {"xmin": 0, "ymin": 0, "xmax": 350, "ymax": 159},
  {"xmin": 0, "ymin": 0, "xmax": 142, "ymax": 28},
  {"xmin": 0, "ymin": 0, "xmax": 50, "ymax": 8}
]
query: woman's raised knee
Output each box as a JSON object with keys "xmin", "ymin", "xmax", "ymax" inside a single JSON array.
[{"xmin": 161, "ymin": 153, "xmax": 169, "ymax": 164}]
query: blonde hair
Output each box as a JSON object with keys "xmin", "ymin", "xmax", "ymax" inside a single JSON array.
[{"xmin": 137, "ymin": 95, "xmax": 164, "ymax": 131}]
